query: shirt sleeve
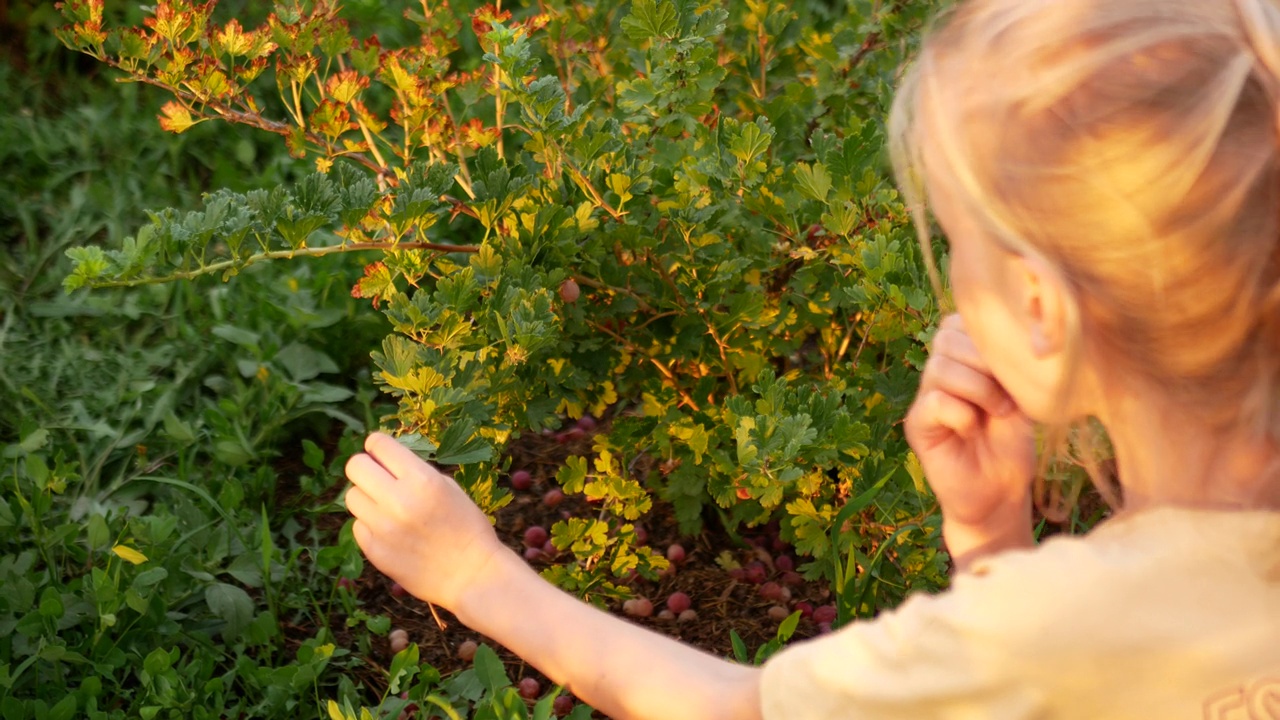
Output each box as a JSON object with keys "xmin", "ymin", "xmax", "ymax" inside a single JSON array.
[{"xmin": 758, "ymin": 549, "xmax": 1063, "ymax": 720}]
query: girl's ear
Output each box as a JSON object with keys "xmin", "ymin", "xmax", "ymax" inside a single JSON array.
[{"xmin": 1015, "ymin": 254, "xmax": 1070, "ymax": 359}]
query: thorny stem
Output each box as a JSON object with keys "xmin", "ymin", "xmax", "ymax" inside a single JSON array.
[
  {"xmin": 572, "ymin": 274, "xmax": 654, "ymax": 314},
  {"xmin": 84, "ymin": 241, "xmax": 481, "ymax": 289},
  {"xmin": 756, "ymin": 26, "xmax": 768, "ymax": 99},
  {"xmin": 442, "ymin": 99, "xmax": 477, "ymax": 196},
  {"xmin": 588, "ymin": 320, "xmax": 702, "ymax": 412},
  {"xmin": 565, "ymin": 158, "xmax": 626, "ymax": 221},
  {"xmin": 698, "ymin": 307, "xmax": 739, "ymax": 395},
  {"xmin": 290, "ymin": 78, "xmax": 306, "ymax": 131}
]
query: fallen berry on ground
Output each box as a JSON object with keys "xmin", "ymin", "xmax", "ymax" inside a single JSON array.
[
  {"xmin": 510, "ymin": 470, "xmax": 533, "ymax": 490},
  {"xmin": 457, "ymin": 639, "xmax": 478, "ymax": 662},
  {"xmin": 389, "ymin": 628, "xmax": 409, "ymax": 654},
  {"xmin": 623, "ymin": 597, "xmax": 654, "ymax": 618},
  {"xmin": 666, "ymin": 591, "xmax": 692, "ymax": 614},
  {"xmin": 542, "ymin": 488, "xmax": 565, "ymax": 508},
  {"xmin": 390, "ymin": 581, "xmax": 408, "ymax": 598},
  {"xmin": 523, "ymin": 525, "xmax": 549, "ymax": 548},
  {"xmin": 666, "ymin": 543, "xmax": 687, "ymax": 564},
  {"xmin": 553, "ymin": 695, "xmax": 575, "ymax": 717},
  {"xmin": 677, "ymin": 609, "xmax": 698, "ymax": 622},
  {"xmin": 768, "ymin": 605, "xmax": 792, "ymax": 622},
  {"xmin": 813, "ymin": 605, "xmax": 837, "ymax": 625},
  {"xmin": 518, "ymin": 677, "xmax": 541, "ymax": 700}
]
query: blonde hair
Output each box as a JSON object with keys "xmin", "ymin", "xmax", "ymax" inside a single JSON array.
[{"xmin": 890, "ymin": 0, "xmax": 1280, "ymax": 516}]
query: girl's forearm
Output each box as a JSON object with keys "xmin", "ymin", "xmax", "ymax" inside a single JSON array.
[{"xmin": 452, "ymin": 549, "xmax": 764, "ymax": 720}]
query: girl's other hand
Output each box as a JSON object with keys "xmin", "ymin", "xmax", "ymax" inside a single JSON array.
[
  {"xmin": 905, "ymin": 314, "xmax": 1037, "ymax": 532},
  {"xmin": 344, "ymin": 432, "xmax": 509, "ymax": 611}
]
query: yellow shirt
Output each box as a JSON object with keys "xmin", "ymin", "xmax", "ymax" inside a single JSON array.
[{"xmin": 759, "ymin": 507, "xmax": 1280, "ymax": 719}]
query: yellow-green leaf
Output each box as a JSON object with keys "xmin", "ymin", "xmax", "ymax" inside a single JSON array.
[{"xmin": 112, "ymin": 544, "xmax": 148, "ymax": 565}]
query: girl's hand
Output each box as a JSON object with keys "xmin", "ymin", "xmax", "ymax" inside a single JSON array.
[
  {"xmin": 904, "ymin": 314, "xmax": 1037, "ymax": 533},
  {"xmin": 343, "ymin": 432, "xmax": 510, "ymax": 611}
]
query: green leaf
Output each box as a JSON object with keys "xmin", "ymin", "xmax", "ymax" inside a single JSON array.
[
  {"xmin": 729, "ymin": 629, "xmax": 748, "ymax": 664},
  {"xmin": 794, "ymin": 162, "xmax": 832, "ymax": 203},
  {"xmin": 435, "ymin": 418, "xmax": 494, "ymax": 466},
  {"xmin": 388, "ymin": 643, "xmax": 420, "ymax": 695},
  {"xmin": 38, "ymin": 587, "xmax": 64, "ymax": 621},
  {"xmin": 621, "ymin": 0, "xmax": 678, "ymax": 41},
  {"xmin": 205, "ymin": 582, "xmax": 254, "ymax": 640},
  {"xmin": 49, "ymin": 694, "xmax": 78, "ymax": 720},
  {"xmin": 274, "ymin": 342, "xmax": 338, "ymax": 382},
  {"xmin": 211, "ymin": 325, "xmax": 261, "ymax": 349},
  {"xmin": 143, "ymin": 647, "xmax": 173, "ymax": 677},
  {"xmin": 19, "ymin": 429, "xmax": 49, "ymax": 453},
  {"xmin": 472, "ymin": 644, "xmax": 510, "ymax": 693},
  {"xmin": 302, "ymin": 439, "xmax": 325, "ymax": 472}
]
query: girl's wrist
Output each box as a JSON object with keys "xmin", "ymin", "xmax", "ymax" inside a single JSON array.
[{"xmin": 942, "ymin": 497, "xmax": 1035, "ymax": 573}]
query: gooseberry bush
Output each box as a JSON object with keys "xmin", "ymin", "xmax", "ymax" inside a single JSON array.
[{"xmin": 57, "ymin": 0, "xmax": 947, "ymax": 615}]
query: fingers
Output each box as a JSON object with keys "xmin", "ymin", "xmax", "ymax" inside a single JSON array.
[
  {"xmin": 364, "ymin": 432, "xmax": 434, "ymax": 481},
  {"xmin": 908, "ymin": 389, "xmax": 981, "ymax": 443},
  {"xmin": 922, "ymin": 355, "xmax": 1015, "ymax": 418},
  {"xmin": 345, "ymin": 452, "xmax": 396, "ymax": 500},
  {"xmin": 931, "ymin": 319, "xmax": 988, "ymax": 372},
  {"xmin": 344, "ymin": 484, "xmax": 376, "ymax": 519}
]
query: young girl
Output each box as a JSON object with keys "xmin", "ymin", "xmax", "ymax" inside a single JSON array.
[{"xmin": 342, "ymin": 0, "xmax": 1280, "ymax": 716}]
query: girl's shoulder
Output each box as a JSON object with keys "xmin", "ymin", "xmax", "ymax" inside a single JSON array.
[{"xmin": 758, "ymin": 507, "xmax": 1280, "ymax": 720}]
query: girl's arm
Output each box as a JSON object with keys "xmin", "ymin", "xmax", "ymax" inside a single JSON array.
[
  {"xmin": 457, "ymin": 548, "xmax": 763, "ymax": 720},
  {"xmin": 344, "ymin": 432, "xmax": 763, "ymax": 720}
]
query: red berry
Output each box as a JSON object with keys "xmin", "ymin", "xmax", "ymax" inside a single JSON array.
[
  {"xmin": 633, "ymin": 524, "xmax": 648, "ymax": 544},
  {"xmin": 666, "ymin": 591, "xmax": 692, "ymax": 614},
  {"xmin": 542, "ymin": 539, "xmax": 557, "ymax": 556},
  {"xmin": 795, "ymin": 601, "xmax": 814, "ymax": 619},
  {"xmin": 623, "ymin": 597, "xmax": 653, "ymax": 617},
  {"xmin": 774, "ymin": 555, "xmax": 795, "ymax": 573},
  {"xmin": 553, "ymin": 695, "xmax": 575, "ymax": 717},
  {"xmin": 336, "ymin": 577, "xmax": 356, "ymax": 592},
  {"xmin": 813, "ymin": 605, "xmax": 837, "ymax": 625},
  {"xmin": 457, "ymin": 640, "xmax": 478, "ymax": 662},
  {"xmin": 523, "ymin": 525, "xmax": 549, "ymax": 548},
  {"xmin": 677, "ymin": 609, "xmax": 698, "ymax": 622},
  {"xmin": 818, "ymin": 621, "xmax": 834, "ymax": 634},
  {"xmin": 542, "ymin": 488, "xmax": 565, "ymax": 508},
  {"xmin": 728, "ymin": 567, "xmax": 746, "ymax": 582},
  {"xmin": 744, "ymin": 561, "xmax": 767, "ymax": 584},
  {"xmin": 759, "ymin": 582, "xmax": 785, "ymax": 602},
  {"xmin": 780, "ymin": 571, "xmax": 805, "ymax": 587},
  {"xmin": 666, "ymin": 543, "xmax": 687, "ymax": 565},
  {"xmin": 559, "ymin": 278, "xmax": 581, "ymax": 303},
  {"xmin": 576, "ymin": 415, "xmax": 597, "ymax": 432},
  {"xmin": 518, "ymin": 677, "xmax": 541, "ymax": 700},
  {"xmin": 390, "ymin": 581, "xmax": 408, "ymax": 598},
  {"xmin": 565, "ymin": 427, "xmax": 586, "ymax": 442},
  {"xmin": 523, "ymin": 547, "xmax": 545, "ymax": 563},
  {"xmin": 510, "ymin": 470, "xmax": 533, "ymax": 490}
]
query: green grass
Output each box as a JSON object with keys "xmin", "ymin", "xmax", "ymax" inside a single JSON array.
[{"xmin": 0, "ymin": 35, "xmax": 407, "ymax": 720}]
